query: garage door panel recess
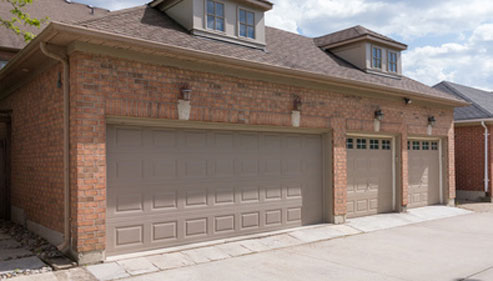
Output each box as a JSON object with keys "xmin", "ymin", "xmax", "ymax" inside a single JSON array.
[
  {"xmin": 346, "ymin": 137, "xmax": 393, "ymax": 218},
  {"xmin": 107, "ymin": 125, "xmax": 324, "ymax": 255},
  {"xmin": 408, "ymin": 140, "xmax": 440, "ymax": 208}
]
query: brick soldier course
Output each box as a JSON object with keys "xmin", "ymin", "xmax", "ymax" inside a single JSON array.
[{"xmin": 0, "ymin": 2, "xmax": 466, "ymax": 263}]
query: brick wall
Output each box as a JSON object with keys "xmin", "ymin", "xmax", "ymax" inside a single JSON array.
[
  {"xmin": 68, "ymin": 52, "xmax": 455, "ymax": 256},
  {"xmin": 0, "ymin": 64, "xmax": 65, "ymax": 234},
  {"xmin": 454, "ymin": 125, "xmax": 485, "ymax": 192}
]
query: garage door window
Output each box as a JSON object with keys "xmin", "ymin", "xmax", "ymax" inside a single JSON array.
[
  {"xmin": 370, "ymin": 139, "xmax": 379, "ymax": 150},
  {"xmin": 346, "ymin": 138, "xmax": 354, "ymax": 149},
  {"xmin": 357, "ymin": 139, "xmax": 367, "ymax": 149},
  {"xmin": 382, "ymin": 140, "xmax": 391, "ymax": 150},
  {"xmin": 422, "ymin": 141, "xmax": 430, "ymax": 150},
  {"xmin": 412, "ymin": 141, "xmax": 420, "ymax": 150},
  {"xmin": 431, "ymin": 142, "xmax": 438, "ymax": 150}
]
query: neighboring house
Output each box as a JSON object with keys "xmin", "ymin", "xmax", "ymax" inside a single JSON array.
[
  {"xmin": 0, "ymin": 0, "xmax": 466, "ymax": 264},
  {"xmin": 434, "ymin": 81, "xmax": 493, "ymax": 202},
  {"xmin": 0, "ymin": 0, "xmax": 108, "ymax": 67}
]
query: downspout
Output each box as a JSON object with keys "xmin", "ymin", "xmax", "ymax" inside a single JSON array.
[
  {"xmin": 39, "ymin": 42, "xmax": 70, "ymax": 253},
  {"xmin": 481, "ymin": 121, "xmax": 489, "ymax": 194}
]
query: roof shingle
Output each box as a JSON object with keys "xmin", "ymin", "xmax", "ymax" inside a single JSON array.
[
  {"xmin": 314, "ymin": 25, "xmax": 407, "ymax": 49},
  {"xmin": 76, "ymin": 6, "xmax": 461, "ymax": 104}
]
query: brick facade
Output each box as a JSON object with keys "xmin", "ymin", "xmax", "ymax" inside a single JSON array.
[
  {"xmin": 455, "ymin": 124, "xmax": 493, "ymax": 196},
  {"xmin": 0, "ymin": 65, "xmax": 65, "ymax": 233},
  {"xmin": 1, "ymin": 51, "xmax": 456, "ymax": 260}
]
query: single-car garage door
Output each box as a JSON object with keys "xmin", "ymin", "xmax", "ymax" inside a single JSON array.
[
  {"xmin": 106, "ymin": 125, "xmax": 324, "ymax": 256},
  {"xmin": 346, "ymin": 137, "xmax": 393, "ymax": 218},
  {"xmin": 408, "ymin": 140, "xmax": 440, "ymax": 208}
]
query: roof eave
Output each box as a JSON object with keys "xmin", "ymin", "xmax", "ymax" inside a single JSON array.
[
  {"xmin": 0, "ymin": 22, "xmax": 466, "ymax": 107},
  {"xmin": 319, "ymin": 34, "xmax": 407, "ymax": 51}
]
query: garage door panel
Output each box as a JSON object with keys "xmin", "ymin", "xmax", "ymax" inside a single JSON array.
[
  {"xmin": 347, "ymin": 137, "xmax": 393, "ymax": 218},
  {"xmin": 408, "ymin": 141, "xmax": 440, "ymax": 208},
  {"xmin": 107, "ymin": 126, "xmax": 323, "ymax": 255}
]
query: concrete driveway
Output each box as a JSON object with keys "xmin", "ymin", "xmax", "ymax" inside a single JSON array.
[{"xmin": 122, "ymin": 211, "xmax": 493, "ymax": 281}]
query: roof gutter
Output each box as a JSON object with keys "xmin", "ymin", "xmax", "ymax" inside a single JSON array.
[
  {"xmin": 481, "ymin": 121, "xmax": 489, "ymax": 193},
  {"xmin": 0, "ymin": 22, "xmax": 469, "ymax": 107},
  {"xmin": 455, "ymin": 118, "xmax": 493, "ymax": 124},
  {"xmin": 39, "ymin": 42, "xmax": 71, "ymax": 254}
]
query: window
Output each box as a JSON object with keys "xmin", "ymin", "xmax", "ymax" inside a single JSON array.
[
  {"xmin": 431, "ymin": 142, "xmax": 438, "ymax": 150},
  {"xmin": 372, "ymin": 47, "xmax": 382, "ymax": 69},
  {"xmin": 207, "ymin": 0, "xmax": 225, "ymax": 32},
  {"xmin": 346, "ymin": 138, "xmax": 354, "ymax": 149},
  {"xmin": 388, "ymin": 51, "xmax": 397, "ymax": 72},
  {"xmin": 407, "ymin": 141, "xmax": 410, "ymax": 150},
  {"xmin": 370, "ymin": 139, "xmax": 379, "ymax": 150},
  {"xmin": 382, "ymin": 140, "xmax": 391, "ymax": 150},
  {"xmin": 0, "ymin": 60, "xmax": 7, "ymax": 69},
  {"xmin": 412, "ymin": 141, "xmax": 420, "ymax": 150},
  {"xmin": 357, "ymin": 138, "xmax": 367, "ymax": 149},
  {"xmin": 422, "ymin": 141, "xmax": 430, "ymax": 150},
  {"xmin": 239, "ymin": 9, "xmax": 255, "ymax": 39}
]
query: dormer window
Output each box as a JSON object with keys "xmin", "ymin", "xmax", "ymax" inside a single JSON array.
[
  {"xmin": 372, "ymin": 47, "xmax": 382, "ymax": 69},
  {"xmin": 207, "ymin": 0, "xmax": 225, "ymax": 32},
  {"xmin": 388, "ymin": 51, "xmax": 397, "ymax": 73},
  {"xmin": 239, "ymin": 9, "xmax": 255, "ymax": 39}
]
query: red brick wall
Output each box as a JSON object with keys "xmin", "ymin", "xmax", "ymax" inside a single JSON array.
[
  {"xmin": 0, "ymin": 65, "xmax": 65, "ymax": 233},
  {"xmin": 68, "ymin": 52, "xmax": 455, "ymax": 256},
  {"xmin": 454, "ymin": 125, "xmax": 485, "ymax": 192}
]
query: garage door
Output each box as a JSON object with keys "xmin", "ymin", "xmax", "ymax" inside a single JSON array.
[
  {"xmin": 106, "ymin": 125, "xmax": 324, "ymax": 255},
  {"xmin": 408, "ymin": 140, "xmax": 440, "ymax": 208},
  {"xmin": 346, "ymin": 137, "xmax": 393, "ymax": 218}
]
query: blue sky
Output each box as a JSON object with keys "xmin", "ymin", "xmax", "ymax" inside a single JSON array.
[{"xmin": 79, "ymin": 0, "xmax": 493, "ymax": 91}]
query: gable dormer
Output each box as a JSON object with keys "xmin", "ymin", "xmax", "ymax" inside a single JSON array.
[
  {"xmin": 150, "ymin": 0, "xmax": 272, "ymax": 49},
  {"xmin": 314, "ymin": 25, "xmax": 407, "ymax": 78}
]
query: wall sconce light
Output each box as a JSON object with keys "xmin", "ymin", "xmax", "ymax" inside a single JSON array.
[
  {"xmin": 293, "ymin": 95, "xmax": 302, "ymax": 111},
  {"xmin": 404, "ymin": 98, "xmax": 412, "ymax": 105},
  {"xmin": 374, "ymin": 109, "xmax": 384, "ymax": 121},
  {"xmin": 428, "ymin": 116, "xmax": 436, "ymax": 127},
  {"xmin": 180, "ymin": 84, "xmax": 192, "ymax": 101}
]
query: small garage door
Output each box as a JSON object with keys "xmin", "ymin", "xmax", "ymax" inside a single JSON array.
[
  {"xmin": 408, "ymin": 140, "xmax": 440, "ymax": 208},
  {"xmin": 346, "ymin": 137, "xmax": 393, "ymax": 218},
  {"xmin": 106, "ymin": 125, "xmax": 324, "ymax": 256}
]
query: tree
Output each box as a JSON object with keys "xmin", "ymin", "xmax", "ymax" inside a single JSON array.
[{"xmin": 0, "ymin": 0, "xmax": 47, "ymax": 42}]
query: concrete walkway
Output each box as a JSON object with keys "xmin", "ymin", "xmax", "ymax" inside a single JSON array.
[{"xmin": 7, "ymin": 206, "xmax": 476, "ymax": 281}]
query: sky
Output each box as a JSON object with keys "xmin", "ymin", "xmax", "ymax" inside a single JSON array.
[{"xmin": 79, "ymin": 0, "xmax": 493, "ymax": 91}]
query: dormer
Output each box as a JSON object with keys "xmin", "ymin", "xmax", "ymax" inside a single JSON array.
[
  {"xmin": 150, "ymin": 0, "xmax": 273, "ymax": 49},
  {"xmin": 314, "ymin": 25, "xmax": 407, "ymax": 78}
]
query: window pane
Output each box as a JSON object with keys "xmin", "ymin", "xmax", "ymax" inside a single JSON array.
[
  {"xmin": 413, "ymin": 141, "xmax": 420, "ymax": 150},
  {"xmin": 247, "ymin": 11, "xmax": 254, "ymax": 25},
  {"xmin": 207, "ymin": 15, "xmax": 215, "ymax": 29},
  {"xmin": 357, "ymin": 139, "xmax": 367, "ymax": 149},
  {"xmin": 370, "ymin": 139, "xmax": 379, "ymax": 150},
  {"xmin": 346, "ymin": 138, "xmax": 354, "ymax": 149},
  {"xmin": 207, "ymin": 0, "xmax": 214, "ymax": 14},
  {"xmin": 216, "ymin": 2, "xmax": 224, "ymax": 17},
  {"xmin": 247, "ymin": 26, "xmax": 255, "ymax": 38},
  {"xmin": 422, "ymin": 141, "xmax": 430, "ymax": 150},
  {"xmin": 216, "ymin": 17, "xmax": 225, "ymax": 31},
  {"xmin": 240, "ymin": 24, "xmax": 247, "ymax": 37},
  {"xmin": 239, "ymin": 9, "xmax": 246, "ymax": 24}
]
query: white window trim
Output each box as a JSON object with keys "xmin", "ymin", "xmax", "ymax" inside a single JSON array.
[
  {"xmin": 237, "ymin": 7, "xmax": 256, "ymax": 40},
  {"xmin": 205, "ymin": 0, "xmax": 226, "ymax": 33},
  {"xmin": 371, "ymin": 45, "xmax": 383, "ymax": 70}
]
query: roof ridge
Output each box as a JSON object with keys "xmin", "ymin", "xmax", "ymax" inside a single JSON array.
[
  {"xmin": 438, "ymin": 81, "xmax": 492, "ymax": 117},
  {"xmin": 77, "ymin": 5, "xmax": 147, "ymax": 25}
]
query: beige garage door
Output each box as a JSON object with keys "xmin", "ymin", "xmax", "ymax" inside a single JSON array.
[
  {"xmin": 106, "ymin": 125, "xmax": 324, "ymax": 256},
  {"xmin": 346, "ymin": 137, "xmax": 393, "ymax": 218},
  {"xmin": 408, "ymin": 140, "xmax": 440, "ymax": 208}
]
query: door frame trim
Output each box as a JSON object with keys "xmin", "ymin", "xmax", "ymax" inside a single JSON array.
[
  {"xmin": 408, "ymin": 136, "xmax": 443, "ymax": 204},
  {"xmin": 346, "ymin": 132, "xmax": 397, "ymax": 212}
]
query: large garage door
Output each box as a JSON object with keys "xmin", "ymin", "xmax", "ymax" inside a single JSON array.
[
  {"xmin": 106, "ymin": 125, "xmax": 324, "ymax": 256},
  {"xmin": 408, "ymin": 140, "xmax": 440, "ymax": 208},
  {"xmin": 346, "ymin": 137, "xmax": 393, "ymax": 218}
]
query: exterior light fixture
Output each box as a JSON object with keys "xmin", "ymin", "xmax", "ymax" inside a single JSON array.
[
  {"xmin": 374, "ymin": 109, "xmax": 384, "ymax": 121},
  {"xmin": 428, "ymin": 116, "xmax": 436, "ymax": 127},
  {"xmin": 293, "ymin": 95, "xmax": 302, "ymax": 111},
  {"xmin": 404, "ymin": 98, "xmax": 412, "ymax": 105},
  {"xmin": 180, "ymin": 84, "xmax": 192, "ymax": 101}
]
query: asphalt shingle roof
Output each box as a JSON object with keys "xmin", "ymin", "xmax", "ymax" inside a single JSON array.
[
  {"xmin": 433, "ymin": 81, "xmax": 493, "ymax": 120},
  {"xmin": 76, "ymin": 6, "xmax": 461, "ymax": 103},
  {"xmin": 314, "ymin": 25, "xmax": 407, "ymax": 49},
  {"xmin": 0, "ymin": 0, "xmax": 109, "ymax": 51}
]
